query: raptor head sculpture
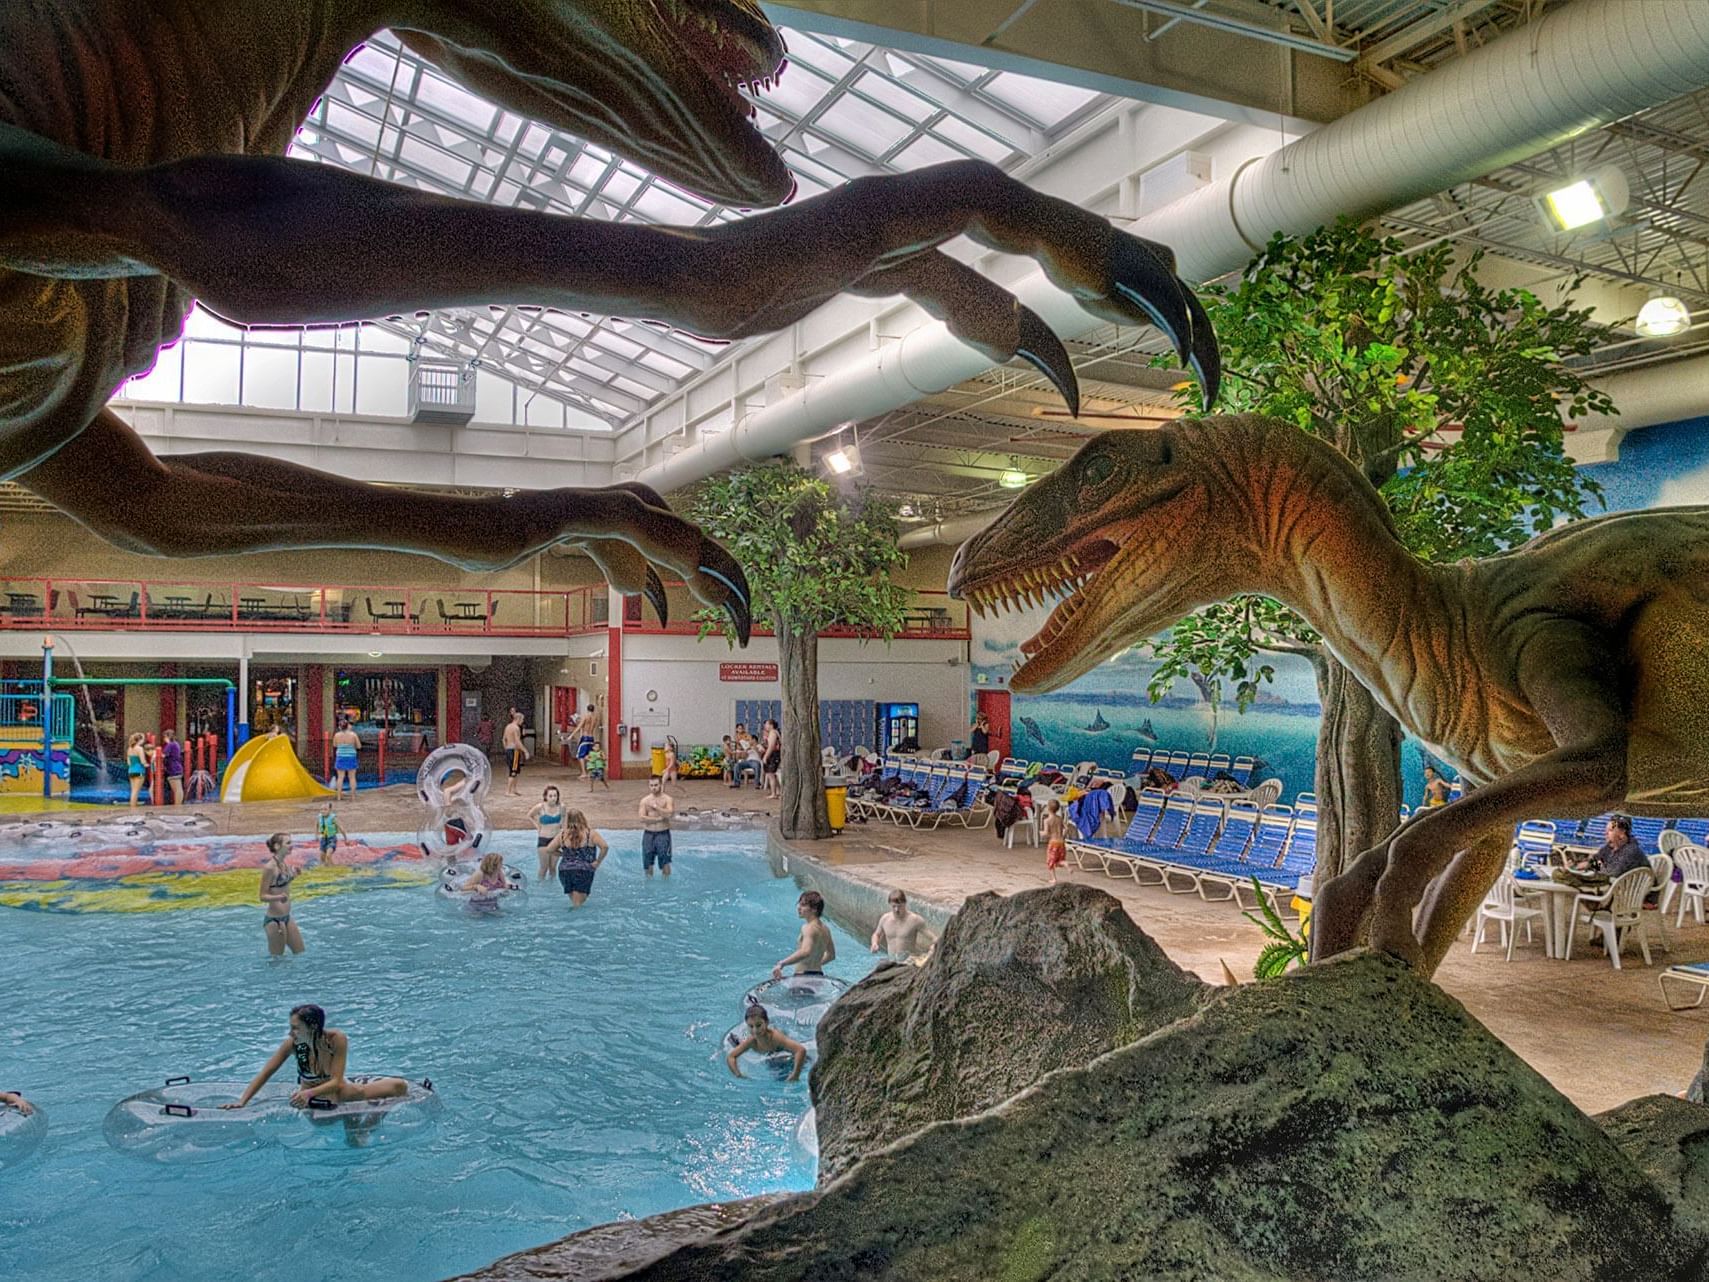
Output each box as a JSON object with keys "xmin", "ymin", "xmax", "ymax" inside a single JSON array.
[
  {"xmin": 948, "ymin": 421, "xmax": 1252, "ymax": 693},
  {"xmin": 402, "ymin": 0, "xmax": 793, "ymax": 206}
]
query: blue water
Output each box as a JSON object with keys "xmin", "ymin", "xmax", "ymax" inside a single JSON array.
[
  {"xmin": 69, "ymin": 768, "xmax": 419, "ymax": 805},
  {"xmin": 0, "ymin": 831, "xmax": 857, "ymax": 1282}
]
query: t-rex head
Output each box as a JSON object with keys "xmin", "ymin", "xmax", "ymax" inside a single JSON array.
[
  {"xmin": 402, "ymin": 0, "xmax": 792, "ymax": 207},
  {"xmin": 948, "ymin": 421, "xmax": 1251, "ymax": 693}
]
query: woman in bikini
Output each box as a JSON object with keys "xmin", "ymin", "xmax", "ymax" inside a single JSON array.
[
  {"xmin": 222, "ymin": 1004, "xmax": 406, "ymax": 1110},
  {"xmin": 549, "ymin": 809, "xmax": 608, "ymax": 908},
  {"xmin": 258, "ymin": 832, "xmax": 305, "ymax": 956},
  {"xmin": 760, "ymin": 719, "xmax": 782, "ymax": 800},
  {"xmin": 662, "ymin": 736, "xmax": 680, "ymax": 786},
  {"xmin": 126, "ymin": 732, "xmax": 150, "ymax": 809},
  {"xmin": 527, "ymin": 785, "xmax": 565, "ymax": 882}
]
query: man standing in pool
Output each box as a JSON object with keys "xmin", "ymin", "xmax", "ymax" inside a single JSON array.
[
  {"xmin": 772, "ymin": 891, "xmax": 835, "ymax": 979},
  {"xmin": 502, "ymin": 711, "xmax": 529, "ymax": 797},
  {"xmin": 871, "ymin": 890, "xmax": 935, "ymax": 962},
  {"xmin": 638, "ymin": 774, "xmax": 674, "ymax": 878}
]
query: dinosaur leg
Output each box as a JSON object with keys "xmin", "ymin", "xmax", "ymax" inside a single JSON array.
[
  {"xmin": 1309, "ymin": 845, "xmax": 1388, "ymax": 962},
  {"xmin": 1412, "ymin": 830, "xmax": 1513, "ymax": 978},
  {"xmin": 17, "ymin": 410, "xmax": 749, "ymax": 638}
]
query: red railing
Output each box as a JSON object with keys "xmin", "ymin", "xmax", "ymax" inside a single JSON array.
[
  {"xmin": 0, "ymin": 577, "xmax": 968, "ymax": 640},
  {"xmin": 0, "ymin": 576, "xmax": 606, "ymax": 638}
]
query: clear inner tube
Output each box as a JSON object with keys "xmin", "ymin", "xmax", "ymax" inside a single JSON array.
[
  {"xmin": 796, "ymin": 1106, "xmax": 818, "ymax": 1159},
  {"xmin": 104, "ymin": 1077, "xmax": 441, "ymax": 1163},
  {"xmin": 415, "ymin": 745, "xmax": 492, "ymax": 861},
  {"xmin": 0, "ymin": 1101, "xmax": 46, "ymax": 1171},
  {"xmin": 722, "ymin": 1023, "xmax": 812, "ymax": 1080},
  {"xmin": 436, "ymin": 862, "xmax": 527, "ymax": 906},
  {"xmin": 742, "ymin": 975, "xmax": 848, "ymax": 1040}
]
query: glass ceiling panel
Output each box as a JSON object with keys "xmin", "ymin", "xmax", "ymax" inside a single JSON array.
[{"xmin": 259, "ymin": 25, "xmax": 1122, "ymax": 429}]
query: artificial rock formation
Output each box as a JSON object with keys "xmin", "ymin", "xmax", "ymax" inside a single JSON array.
[
  {"xmin": 811, "ymin": 883, "xmax": 1211, "ymax": 1182},
  {"xmin": 948, "ymin": 415, "xmax": 1709, "ymax": 975},
  {"xmin": 1599, "ymin": 1093, "xmax": 1709, "ymax": 1246},
  {"xmin": 578, "ymin": 951, "xmax": 1705, "ymax": 1281}
]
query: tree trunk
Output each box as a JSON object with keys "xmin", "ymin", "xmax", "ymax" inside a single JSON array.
[
  {"xmin": 776, "ymin": 617, "xmax": 830, "ymax": 840},
  {"xmin": 1311, "ymin": 649, "xmax": 1403, "ymax": 887}
]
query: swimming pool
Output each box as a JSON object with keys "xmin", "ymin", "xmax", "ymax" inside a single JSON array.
[{"xmin": 0, "ymin": 831, "xmax": 859, "ymax": 1282}]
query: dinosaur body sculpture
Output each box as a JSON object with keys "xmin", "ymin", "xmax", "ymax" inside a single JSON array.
[
  {"xmin": 0, "ymin": 0, "xmax": 1218, "ymax": 637},
  {"xmin": 948, "ymin": 415, "xmax": 1709, "ymax": 976}
]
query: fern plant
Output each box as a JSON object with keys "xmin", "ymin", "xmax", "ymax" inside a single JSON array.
[{"xmin": 1243, "ymin": 880, "xmax": 1309, "ymax": 979}]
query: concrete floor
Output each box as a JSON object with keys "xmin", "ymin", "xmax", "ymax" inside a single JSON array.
[{"xmin": 27, "ymin": 768, "xmax": 1707, "ymax": 1114}]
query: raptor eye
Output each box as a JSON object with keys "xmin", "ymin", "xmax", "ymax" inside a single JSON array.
[{"xmin": 1080, "ymin": 454, "xmax": 1116, "ymax": 491}]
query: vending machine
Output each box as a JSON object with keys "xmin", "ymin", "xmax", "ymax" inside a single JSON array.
[{"xmin": 876, "ymin": 702, "xmax": 919, "ymax": 754}]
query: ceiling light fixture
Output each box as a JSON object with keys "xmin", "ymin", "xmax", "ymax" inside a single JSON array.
[
  {"xmin": 367, "ymin": 650, "xmax": 383, "ymax": 658},
  {"xmin": 1538, "ymin": 166, "xmax": 1629, "ymax": 232},
  {"xmin": 825, "ymin": 444, "xmax": 861, "ymax": 476},
  {"xmin": 999, "ymin": 467, "xmax": 1029, "ymax": 490},
  {"xmin": 1636, "ymin": 293, "xmax": 1691, "ymax": 338}
]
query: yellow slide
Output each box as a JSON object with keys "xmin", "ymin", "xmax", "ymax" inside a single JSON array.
[{"xmin": 219, "ymin": 733, "xmax": 334, "ymax": 803}]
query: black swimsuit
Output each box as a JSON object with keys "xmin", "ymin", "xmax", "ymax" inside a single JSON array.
[{"xmin": 293, "ymin": 1037, "xmax": 330, "ymax": 1086}]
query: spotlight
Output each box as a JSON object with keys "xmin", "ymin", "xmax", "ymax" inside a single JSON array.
[
  {"xmin": 367, "ymin": 650, "xmax": 383, "ymax": 658},
  {"xmin": 1636, "ymin": 294, "xmax": 1691, "ymax": 338},
  {"xmin": 824, "ymin": 444, "xmax": 861, "ymax": 476},
  {"xmin": 1538, "ymin": 166, "xmax": 1628, "ymax": 232},
  {"xmin": 999, "ymin": 468, "xmax": 1029, "ymax": 490}
]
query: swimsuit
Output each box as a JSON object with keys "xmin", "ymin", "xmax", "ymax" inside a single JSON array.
[
  {"xmin": 263, "ymin": 863, "xmax": 295, "ymax": 926},
  {"xmin": 507, "ymin": 746, "xmax": 524, "ymax": 776},
  {"xmin": 1046, "ymin": 838, "xmax": 1067, "ymax": 870},
  {"xmin": 558, "ymin": 843, "xmax": 599, "ymax": 896},
  {"xmin": 642, "ymin": 828, "xmax": 672, "ymax": 869},
  {"xmin": 293, "ymin": 1039, "xmax": 330, "ymax": 1088},
  {"xmin": 575, "ymin": 734, "xmax": 595, "ymax": 759},
  {"xmin": 536, "ymin": 811, "xmax": 562, "ymax": 847},
  {"xmin": 333, "ymin": 742, "xmax": 359, "ymax": 771},
  {"xmin": 317, "ymin": 813, "xmax": 339, "ymax": 852},
  {"xmin": 798, "ymin": 969, "xmax": 825, "ymax": 977},
  {"xmin": 127, "ymin": 755, "xmax": 146, "ymax": 778}
]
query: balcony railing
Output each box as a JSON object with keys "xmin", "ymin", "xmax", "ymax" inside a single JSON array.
[{"xmin": 0, "ymin": 578, "xmax": 968, "ymax": 640}]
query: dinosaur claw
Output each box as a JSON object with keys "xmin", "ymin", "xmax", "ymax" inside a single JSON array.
[
  {"xmin": 643, "ymin": 566, "xmax": 669, "ymax": 628},
  {"xmin": 1182, "ymin": 286, "xmax": 1221, "ymax": 411},
  {"xmin": 697, "ymin": 538, "xmax": 752, "ymax": 645},
  {"xmin": 1014, "ymin": 303, "xmax": 1079, "ymax": 418},
  {"xmin": 1110, "ymin": 237, "xmax": 1197, "ymax": 384}
]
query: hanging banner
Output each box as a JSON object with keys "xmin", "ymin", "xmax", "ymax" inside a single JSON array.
[{"xmin": 719, "ymin": 662, "xmax": 778, "ymax": 682}]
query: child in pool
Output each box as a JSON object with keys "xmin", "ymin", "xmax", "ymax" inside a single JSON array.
[
  {"xmin": 1043, "ymin": 800, "xmax": 1067, "ymax": 884},
  {"xmin": 315, "ymin": 801, "xmax": 349, "ymax": 864},
  {"xmin": 461, "ymin": 851, "xmax": 510, "ymax": 894},
  {"xmin": 0, "ymin": 1089, "xmax": 33, "ymax": 1115},
  {"xmin": 725, "ymin": 1004, "xmax": 807, "ymax": 1083}
]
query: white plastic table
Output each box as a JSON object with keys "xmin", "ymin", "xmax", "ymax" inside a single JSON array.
[{"xmin": 1508, "ymin": 875, "xmax": 1583, "ymax": 959}]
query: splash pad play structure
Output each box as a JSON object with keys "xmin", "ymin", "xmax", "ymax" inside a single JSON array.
[{"xmin": 218, "ymin": 733, "xmax": 333, "ymax": 803}]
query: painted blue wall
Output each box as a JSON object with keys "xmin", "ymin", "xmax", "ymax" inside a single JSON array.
[{"xmin": 971, "ymin": 416, "xmax": 1709, "ymax": 803}]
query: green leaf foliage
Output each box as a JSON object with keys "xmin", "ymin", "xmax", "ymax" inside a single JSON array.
[
  {"xmin": 1151, "ymin": 218, "xmax": 1610, "ymax": 702},
  {"xmin": 1243, "ymin": 879, "xmax": 1309, "ymax": 979},
  {"xmin": 686, "ymin": 460, "xmax": 910, "ymax": 640}
]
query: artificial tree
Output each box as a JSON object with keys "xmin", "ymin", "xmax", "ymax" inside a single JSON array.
[
  {"xmin": 690, "ymin": 461, "xmax": 909, "ymax": 839},
  {"xmin": 1149, "ymin": 220, "xmax": 1610, "ymax": 884}
]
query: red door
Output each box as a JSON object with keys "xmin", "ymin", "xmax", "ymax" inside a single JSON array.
[{"xmin": 976, "ymin": 689, "xmax": 1011, "ymax": 762}]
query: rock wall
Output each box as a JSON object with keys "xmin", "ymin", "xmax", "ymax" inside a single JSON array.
[
  {"xmin": 590, "ymin": 951, "xmax": 1707, "ymax": 1281},
  {"xmin": 811, "ymin": 884, "xmax": 1211, "ymax": 1182}
]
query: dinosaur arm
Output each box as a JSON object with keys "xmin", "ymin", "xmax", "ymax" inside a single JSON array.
[{"xmin": 1332, "ymin": 626, "xmax": 1629, "ymax": 970}]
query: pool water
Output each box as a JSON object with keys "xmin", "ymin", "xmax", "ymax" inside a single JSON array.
[{"xmin": 0, "ymin": 831, "xmax": 860, "ymax": 1282}]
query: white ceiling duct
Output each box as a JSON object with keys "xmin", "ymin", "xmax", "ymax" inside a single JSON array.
[{"xmin": 638, "ymin": 0, "xmax": 1709, "ymax": 496}]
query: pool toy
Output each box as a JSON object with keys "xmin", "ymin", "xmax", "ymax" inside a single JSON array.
[
  {"xmin": 436, "ymin": 860, "xmax": 526, "ymax": 909},
  {"xmin": 722, "ymin": 1023, "xmax": 812, "ymax": 1080},
  {"xmin": 0, "ymin": 835, "xmax": 429, "ymax": 913},
  {"xmin": 796, "ymin": 1107, "xmax": 818, "ymax": 1159},
  {"xmin": 219, "ymin": 734, "xmax": 334, "ymax": 804},
  {"xmin": 416, "ymin": 745, "xmax": 491, "ymax": 861},
  {"xmin": 0, "ymin": 1100, "xmax": 46, "ymax": 1171},
  {"xmin": 104, "ymin": 1076, "xmax": 441, "ymax": 1162},
  {"xmin": 743, "ymin": 974, "xmax": 849, "ymax": 1041}
]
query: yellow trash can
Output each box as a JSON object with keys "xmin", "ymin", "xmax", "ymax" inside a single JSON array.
[
  {"xmin": 649, "ymin": 744, "xmax": 667, "ymax": 776},
  {"xmin": 824, "ymin": 785, "xmax": 847, "ymax": 832}
]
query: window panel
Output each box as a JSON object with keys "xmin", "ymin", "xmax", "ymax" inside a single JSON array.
[
  {"xmin": 299, "ymin": 350, "xmax": 336, "ymax": 412},
  {"xmin": 123, "ymin": 343, "xmax": 183, "ymax": 402},
  {"xmin": 354, "ymin": 354, "xmax": 408, "ymax": 416},
  {"xmin": 242, "ymin": 345, "xmax": 300, "ymax": 411},
  {"xmin": 180, "ymin": 341, "xmax": 241, "ymax": 405},
  {"xmin": 476, "ymin": 370, "xmax": 517, "ymax": 425}
]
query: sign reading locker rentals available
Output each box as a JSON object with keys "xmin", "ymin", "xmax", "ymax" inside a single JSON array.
[{"xmin": 719, "ymin": 662, "xmax": 779, "ymax": 682}]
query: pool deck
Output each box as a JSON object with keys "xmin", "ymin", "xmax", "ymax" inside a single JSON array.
[{"xmin": 19, "ymin": 767, "xmax": 1705, "ymax": 1114}]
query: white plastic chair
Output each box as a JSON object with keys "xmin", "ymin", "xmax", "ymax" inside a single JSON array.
[
  {"xmin": 1675, "ymin": 844, "xmax": 1709, "ymax": 927},
  {"xmin": 1006, "ymin": 784, "xmax": 1055, "ymax": 849},
  {"xmin": 1248, "ymin": 778, "xmax": 1283, "ymax": 809},
  {"xmin": 1648, "ymin": 853, "xmax": 1675, "ymax": 949},
  {"xmin": 1571, "ymin": 867, "xmax": 1655, "ymax": 968},
  {"xmin": 1472, "ymin": 875, "xmax": 1544, "ymax": 961}
]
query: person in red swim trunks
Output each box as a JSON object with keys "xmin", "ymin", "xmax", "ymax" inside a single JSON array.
[{"xmin": 1043, "ymin": 800, "xmax": 1068, "ymax": 883}]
